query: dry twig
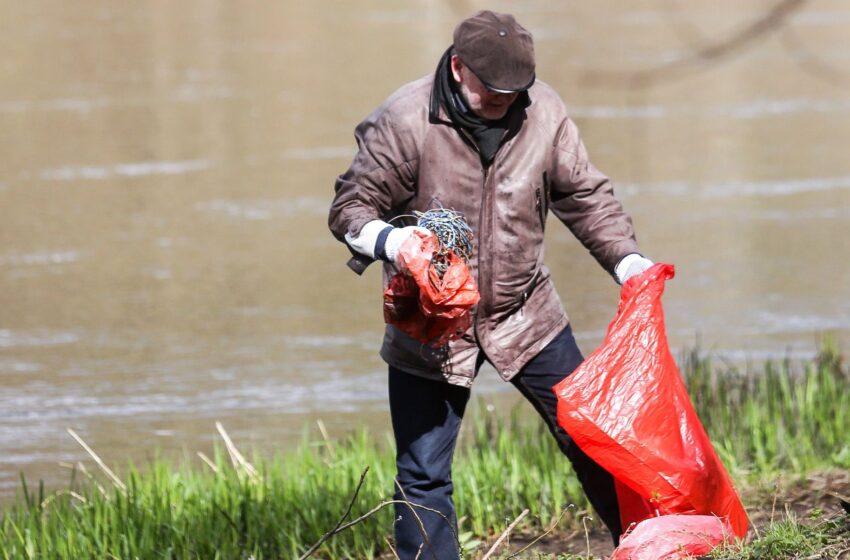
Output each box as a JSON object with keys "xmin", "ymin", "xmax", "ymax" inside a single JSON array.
[
  {"xmin": 507, "ymin": 506, "xmax": 574, "ymax": 558},
  {"xmin": 583, "ymin": 0, "xmax": 807, "ymax": 88},
  {"xmin": 298, "ymin": 467, "xmax": 370, "ymax": 560},
  {"xmin": 482, "ymin": 508, "xmax": 529, "ymax": 560},
  {"xmin": 215, "ymin": 422, "xmax": 260, "ymax": 483},
  {"xmin": 384, "ymin": 537, "xmax": 401, "ymax": 560},
  {"xmin": 66, "ymin": 428, "xmax": 126, "ymax": 492},
  {"xmin": 316, "ymin": 419, "xmax": 336, "ymax": 460},
  {"xmin": 394, "ymin": 479, "xmax": 441, "ymax": 559},
  {"xmin": 40, "ymin": 489, "xmax": 87, "ymax": 509},
  {"xmin": 197, "ymin": 451, "xmax": 220, "ymax": 475},
  {"xmin": 72, "ymin": 461, "xmax": 109, "ymax": 499},
  {"xmin": 299, "ymin": 498, "xmax": 457, "ymax": 559},
  {"xmin": 582, "ymin": 515, "xmax": 594, "ymax": 558},
  {"xmin": 298, "ymin": 472, "xmax": 459, "ymax": 560}
]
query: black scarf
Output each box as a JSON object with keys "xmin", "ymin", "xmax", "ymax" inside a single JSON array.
[{"xmin": 429, "ymin": 47, "xmax": 529, "ymax": 168}]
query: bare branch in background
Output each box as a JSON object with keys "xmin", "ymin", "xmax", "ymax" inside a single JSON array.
[
  {"xmin": 442, "ymin": 0, "xmax": 477, "ymax": 20},
  {"xmin": 659, "ymin": 0, "xmax": 711, "ymax": 49},
  {"xmin": 780, "ymin": 27, "xmax": 850, "ymax": 89},
  {"xmin": 661, "ymin": 0, "xmax": 850, "ymax": 90},
  {"xmin": 582, "ymin": 0, "xmax": 807, "ymax": 88}
]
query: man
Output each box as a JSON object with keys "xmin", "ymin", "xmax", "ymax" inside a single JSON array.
[{"xmin": 328, "ymin": 10, "xmax": 653, "ymax": 558}]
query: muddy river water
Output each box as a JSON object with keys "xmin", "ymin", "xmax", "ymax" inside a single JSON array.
[{"xmin": 1, "ymin": 0, "xmax": 848, "ymax": 499}]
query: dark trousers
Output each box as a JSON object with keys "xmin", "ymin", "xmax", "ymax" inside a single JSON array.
[{"xmin": 388, "ymin": 325, "xmax": 622, "ymax": 559}]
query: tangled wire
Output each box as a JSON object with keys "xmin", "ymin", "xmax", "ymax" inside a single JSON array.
[{"xmin": 413, "ymin": 207, "xmax": 474, "ymax": 278}]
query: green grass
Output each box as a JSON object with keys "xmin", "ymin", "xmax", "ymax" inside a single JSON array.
[
  {"xmin": 685, "ymin": 338, "xmax": 850, "ymax": 475},
  {"xmin": 711, "ymin": 510, "xmax": 850, "ymax": 559},
  {"xmin": 0, "ymin": 343, "xmax": 848, "ymax": 559},
  {"xmin": 501, "ymin": 510, "xmax": 850, "ymax": 560}
]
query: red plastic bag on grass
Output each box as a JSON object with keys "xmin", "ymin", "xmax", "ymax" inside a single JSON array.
[
  {"xmin": 554, "ymin": 263, "xmax": 748, "ymax": 538},
  {"xmin": 383, "ymin": 230, "xmax": 479, "ymax": 345},
  {"xmin": 611, "ymin": 514, "xmax": 731, "ymax": 559}
]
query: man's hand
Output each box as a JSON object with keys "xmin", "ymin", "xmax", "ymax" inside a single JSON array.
[
  {"xmin": 615, "ymin": 253, "xmax": 654, "ymax": 285},
  {"xmin": 345, "ymin": 220, "xmax": 430, "ymax": 265},
  {"xmin": 382, "ymin": 226, "xmax": 430, "ymax": 264},
  {"xmin": 344, "ymin": 220, "xmax": 392, "ymax": 259}
]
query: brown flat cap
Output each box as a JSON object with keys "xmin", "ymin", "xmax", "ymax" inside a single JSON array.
[{"xmin": 453, "ymin": 10, "xmax": 535, "ymax": 93}]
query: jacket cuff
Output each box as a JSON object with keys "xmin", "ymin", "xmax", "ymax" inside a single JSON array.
[
  {"xmin": 344, "ymin": 219, "xmax": 392, "ymax": 259},
  {"xmin": 374, "ymin": 225, "xmax": 395, "ymax": 262}
]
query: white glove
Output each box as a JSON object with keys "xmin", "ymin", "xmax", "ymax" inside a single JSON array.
[
  {"xmin": 345, "ymin": 220, "xmax": 430, "ymax": 264},
  {"xmin": 344, "ymin": 220, "xmax": 392, "ymax": 259},
  {"xmin": 383, "ymin": 226, "xmax": 431, "ymax": 264},
  {"xmin": 615, "ymin": 253, "xmax": 654, "ymax": 285}
]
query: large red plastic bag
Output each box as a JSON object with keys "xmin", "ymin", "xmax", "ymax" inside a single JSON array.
[
  {"xmin": 611, "ymin": 514, "xmax": 731, "ymax": 559},
  {"xmin": 554, "ymin": 263, "xmax": 748, "ymax": 538},
  {"xmin": 383, "ymin": 230, "xmax": 480, "ymax": 345}
]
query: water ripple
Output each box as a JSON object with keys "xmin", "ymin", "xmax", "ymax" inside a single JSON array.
[
  {"xmin": 569, "ymin": 97, "xmax": 850, "ymax": 120},
  {"xmin": 0, "ymin": 250, "xmax": 82, "ymax": 267},
  {"xmin": 195, "ymin": 197, "xmax": 327, "ymax": 220},
  {"xmin": 281, "ymin": 146, "xmax": 354, "ymax": 160},
  {"xmin": 38, "ymin": 159, "xmax": 213, "ymax": 182},
  {"xmin": 0, "ymin": 329, "xmax": 81, "ymax": 349},
  {"xmin": 620, "ymin": 174, "xmax": 850, "ymax": 198}
]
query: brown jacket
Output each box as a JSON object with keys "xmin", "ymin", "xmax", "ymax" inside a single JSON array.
[{"xmin": 328, "ymin": 75, "xmax": 639, "ymax": 387}]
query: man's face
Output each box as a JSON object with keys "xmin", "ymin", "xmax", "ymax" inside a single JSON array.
[{"xmin": 450, "ymin": 55, "xmax": 519, "ymax": 121}]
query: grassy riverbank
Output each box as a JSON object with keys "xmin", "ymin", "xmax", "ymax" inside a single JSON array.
[{"xmin": 1, "ymin": 344, "xmax": 848, "ymax": 559}]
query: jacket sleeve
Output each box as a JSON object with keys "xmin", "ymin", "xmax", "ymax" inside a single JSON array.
[
  {"xmin": 328, "ymin": 104, "xmax": 419, "ymax": 259},
  {"xmin": 547, "ymin": 115, "xmax": 640, "ymax": 275}
]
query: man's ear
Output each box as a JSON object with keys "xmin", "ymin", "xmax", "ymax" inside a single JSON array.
[{"xmin": 450, "ymin": 55, "xmax": 464, "ymax": 83}]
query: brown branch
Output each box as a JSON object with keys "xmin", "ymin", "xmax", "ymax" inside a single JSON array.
[
  {"xmin": 582, "ymin": 515, "xmax": 594, "ymax": 558},
  {"xmin": 394, "ymin": 479, "xmax": 439, "ymax": 559},
  {"xmin": 506, "ymin": 506, "xmax": 575, "ymax": 558},
  {"xmin": 780, "ymin": 27, "xmax": 850, "ymax": 89},
  {"xmin": 299, "ymin": 498, "xmax": 457, "ymax": 559},
  {"xmin": 583, "ymin": 0, "xmax": 808, "ymax": 88},
  {"xmin": 482, "ymin": 509, "xmax": 529, "ymax": 560},
  {"xmin": 659, "ymin": 0, "xmax": 711, "ymax": 49},
  {"xmin": 298, "ymin": 469, "xmax": 463, "ymax": 560},
  {"xmin": 298, "ymin": 467, "xmax": 370, "ymax": 560},
  {"xmin": 384, "ymin": 537, "xmax": 401, "ymax": 560}
]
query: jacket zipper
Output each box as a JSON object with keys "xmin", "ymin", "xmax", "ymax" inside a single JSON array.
[
  {"xmin": 474, "ymin": 165, "xmax": 492, "ymax": 339},
  {"xmin": 537, "ymin": 171, "xmax": 549, "ymax": 230},
  {"xmin": 535, "ymin": 187, "xmax": 545, "ymax": 230},
  {"xmin": 457, "ymin": 126, "xmax": 501, "ymax": 343}
]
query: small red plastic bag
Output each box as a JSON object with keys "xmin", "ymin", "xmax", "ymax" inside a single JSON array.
[
  {"xmin": 554, "ymin": 263, "xmax": 748, "ymax": 538},
  {"xmin": 383, "ymin": 230, "xmax": 479, "ymax": 345},
  {"xmin": 611, "ymin": 514, "xmax": 731, "ymax": 559}
]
